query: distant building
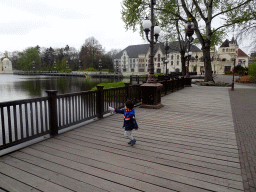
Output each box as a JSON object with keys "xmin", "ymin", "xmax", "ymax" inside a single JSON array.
[
  {"xmin": 114, "ymin": 38, "xmax": 249, "ymax": 75},
  {"xmin": 0, "ymin": 58, "xmax": 13, "ymax": 74},
  {"xmin": 114, "ymin": 42, "xmax": 202, "ymax": 75}
]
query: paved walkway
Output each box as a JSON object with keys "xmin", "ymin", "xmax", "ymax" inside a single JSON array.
[{"xmin": 0, "ymin": 78, "xmax": 255, "ymax": 191}]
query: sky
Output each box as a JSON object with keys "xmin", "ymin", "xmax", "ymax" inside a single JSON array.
[
  {"xmin": 0, "ymin": 0, "xmax": 146, "ymax": 53},
  {"xmin": 0, "ymin": 0, "xmax": 251, "ymax": 55}
]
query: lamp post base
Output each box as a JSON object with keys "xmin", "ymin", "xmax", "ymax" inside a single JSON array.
[
  {"xmin": 184, "ymin": 77, "xmax": 192, "ymax": 87},
  {"xmin": 140, "ymin": 82, "xmax": 164, "ymax": 109}
]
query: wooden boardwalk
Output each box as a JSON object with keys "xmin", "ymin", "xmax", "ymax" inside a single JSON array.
[{"xmin": 0, "ymin": 86, "xmax": 244, "ymax": 192}]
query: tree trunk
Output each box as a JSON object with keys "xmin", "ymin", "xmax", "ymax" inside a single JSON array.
[{"xmin": 203, "ymin": 45, "xmax": 213, "ymax": 82}]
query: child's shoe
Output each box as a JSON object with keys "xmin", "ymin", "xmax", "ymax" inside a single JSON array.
[
  {"xmin": 128, "ymin": 140, "xmax": 132, "ymax": 144},
  {"xmin": 131, "ymin": 139, "xmax": 136, "ymax": 146}
]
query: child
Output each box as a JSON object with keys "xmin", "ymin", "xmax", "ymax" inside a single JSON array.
[{"xmin": 110, "ymin": 100, "xmax": 138, "ymax": 146}]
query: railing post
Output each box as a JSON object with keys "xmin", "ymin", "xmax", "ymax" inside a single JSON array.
[
  {"xmin": 125, "ymin": 83, "xmax": 130, "ymax": 101},
  {"xmin": 46, "ymin": 90, "xmax": 58, "ymax": 137},
  {"xmin": 96, "ymin": 85, "xmax": 104, "ymax": 119}
]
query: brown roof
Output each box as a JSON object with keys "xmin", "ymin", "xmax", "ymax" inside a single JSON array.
[{"xmin": 238, "ymin": 49, "xmax": 248, "ymax": 57}]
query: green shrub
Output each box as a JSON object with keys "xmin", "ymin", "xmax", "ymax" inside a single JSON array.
[
  {"xmin": 91, "ymin": 82, "xmax": 125, "ymax": 90},
  {"xmin": 154, "ymin": 73, "xmax": 164, "ymax": 76},
  {"xmin": 248, "ymin": 63, "xmax": 256, "ymax": 78},
  {"xmin": 225, "ymin": 71, "xmax": 232, "ymax": 75},
  {"xmin": 234, "ymin": 65, "xmax": 246, "ymax": 75},
  {"xmin": 84, "ymin": 67, "xmax": 97, "ymax": 71}
]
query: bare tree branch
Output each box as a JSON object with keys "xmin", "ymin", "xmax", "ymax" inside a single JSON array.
[{"xmin": 212, "ymin": 0, "xmax": 253, "ymax": 20}]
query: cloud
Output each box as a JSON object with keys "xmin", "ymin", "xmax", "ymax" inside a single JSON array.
[{"xmin": 0, "ymin": 20, "xmax": 50, "ymax": 35}]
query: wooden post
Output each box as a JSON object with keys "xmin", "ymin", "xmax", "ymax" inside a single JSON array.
[
  {"xmin": 46, "ymin": 90, "xmax": 58, "ymax": 137},
  {"xmin": 96, "ymin": 86, "xmax": 104, "ymax": 119}
]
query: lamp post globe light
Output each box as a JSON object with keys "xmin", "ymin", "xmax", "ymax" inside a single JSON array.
[{"xmin": 140, "ymin": 0, "xmax": 163, "ymax": 109}]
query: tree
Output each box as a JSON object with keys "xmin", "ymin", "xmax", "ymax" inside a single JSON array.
[
  {"xmin": 41, "ymin": 47, "xmax": 55, "ymax": 70},
  {"xmin": 236, "ymin": 3, "xmax": 256, "ymax": 52},
  {"xmin": 121, "ymin": 0, "xmax": 254, "ymax": 81},
  {"xmin": 16, "ymin": 47, "xmax": 40, "ymax": 71},
  {"xmin": 79, "ymin": 37, "xmax": 104, "ymax": 69}
]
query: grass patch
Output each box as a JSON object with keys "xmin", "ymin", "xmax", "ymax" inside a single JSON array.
[{"xmin": 91, "ymin": 82, "xmax": 126, "ymax": 90}]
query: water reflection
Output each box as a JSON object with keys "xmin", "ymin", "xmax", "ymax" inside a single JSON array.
[{"xmin": 0, "ymin": 74, "xmax": 124, "ymax": 102}]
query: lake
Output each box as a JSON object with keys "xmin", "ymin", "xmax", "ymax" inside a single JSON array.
[{"xmin": 0, "ymin": 74, "xmax": 125, "ymax": 103}]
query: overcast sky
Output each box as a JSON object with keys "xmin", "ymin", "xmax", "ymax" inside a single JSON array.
[
  {"xmin": 0, "ymin": 0, "xmax": 250, "ymax": 54},
  {"xmin": 0, "ymin": 0, "xmax": 146, "ymax": 53}
]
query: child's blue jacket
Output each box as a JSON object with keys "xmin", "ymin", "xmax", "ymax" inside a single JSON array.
[{"xmin": 115, "ymin": 108, "xmax": 138, "ymax": 131}]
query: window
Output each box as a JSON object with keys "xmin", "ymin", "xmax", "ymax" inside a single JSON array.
[
  {"xmin": 133, "ymin": 64, "xmax": 135, "ymax": 68},
  {"xmin": 171, "ymin": 55, "xmax": 173, "ymax": 60},
  {"xmin": 171, "ymin": 61, "xmax": 173, "ymax": 65},
  {"xmin": 139, "ymin": 64, "xmax": 141, "ymax": 67},
  {"xmin": 130, "ymin": 64, "xmax": 132, "ymax": 68},
  {"xmin": 131, "ymin": 69, "xmax": 134, "ymax": 72},
  {"xmin": 154, "ymin": 58, "xmax": 157, "ymax": 62},
  {"xmin": 177, "ymin": 55, "xmax": 179, "ymax": 60},
  {"xmin": 158, "ymin": 63, "xmax": 160, "ymax": 67},
  {"xmin": 133, "ymin": 59, "xmax": 135, "ymax": 63},
  {"xmin": 130, "ymin": 59, "xmax": 132, "ymax": 63},
  {"xmin": 222, "ymin": 49, "xmax": 225, "ymax": 52},
  {"xmin": 177, "ymin": 61, "xmax": 179, "ymax": 65},
  {"xmin": 142, "ymin": 64, "xmax": 145, "ymax": 67},
  {"xmin": 158, "ymin": 54, "xmax": 160, "ymax": 62}
]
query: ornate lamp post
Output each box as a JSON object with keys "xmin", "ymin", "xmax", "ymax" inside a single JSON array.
[
  {"xmin": 32, "ymin": 61, "xmax": 35, "ymax": 73},
  {"xmin": 66, "ymin": 60, "xmax": 69, "ymax": 69},
  {"xmin": 54, "ymin": 61, "xmax": 56, "ymax": 72},
  {"xmin": 231, "ymin": 55, "xmax": 237, "ymax": 91},
  {"xmin": 185, "ymin": 51, "xmax": 192, "ymax": 77},
  {"xmin": 99, "ymin": 59, "xmax": 102, "ymax": 74},
  {"xmin": 164, "ymin": 41, "xmax": 169, "ymax": 76},
  {"xmin": 140, "ymin": 0, "xmax": 163, "ymax": 109},
  {"xmin": 185, "ymin": 18, "xmax": 194, "ymax": 77},
  {"xmin": 79, "ymin": 60, "xmax": 82, "ymax": 70},
  {"xmin": 116, "ymin": 62, "xmax": 119, "ymax": 74}
]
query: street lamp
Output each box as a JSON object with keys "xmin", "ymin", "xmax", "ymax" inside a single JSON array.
[
  {"xmin": 66, "ymin": 60, "xmax": 69, "ymax": 69},
  {"xmin": 185, "ymin": 18, "xmax": 195, "ymax": 78},
  {"xmin": 231, "ymin": 55, "xmax": 237, "ymax": 91},
  {"xmin": 164, "ymin": 41, "xmax": 169, "ymax": 76},
  {"xmin": 54, "ymin": 61, "xmax": 56, "ymax": 72},
  {"xmin": 142, "ymin": 16, "xmax": 160, "ymax": 82},
  {"xmin": 140, "ymin": 0, "xmax": 163, "ymax": 109},
  {"xmin": 32, "ymin": 61, "xmax": 35, "ymax": 73},
  {"xmin": 185, "ymin": 51, "xmax": 192, "ymax": 77},
  {"xmin": 79, "ymin": 60, "xmax": 82, "ymax": 70},
  {"xmin": 99, "ymin": 59, "xmax": 102, "ymax": 74}
]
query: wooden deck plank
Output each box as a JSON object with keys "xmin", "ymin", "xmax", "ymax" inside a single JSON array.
[
  {"xmin": 0, "ymin": 155, "xmax": 109, "ymax": 192},
  {"xmin": 65, "ymin": 130, "xmax": 240, "ymax": 167},
  {"xmin": 32, "ymin": 138, "xmax": 242, "ymax": 189},
  {"xmin": 15, "ymin": 147, "xmax": 176, "ymax": 192},
  {"xmin": 0, "ymin": 161, "xmax": 73, "ymax": 192},
  {"xmin": 72, "ymin": 128, "xmax": 240, "ymax": 162},
  {"xmin": 0, "ymin": 172, "xmax": 41, "ymax": 192},
  {"xmin": 25, "ymin": 142, "xmax": 242, "ymax": 192},
  {"xmin": 54, "ymin": 133, "xmax": 241, "ymax": 174},
  {"xmin": 37, "ymin": 137, "xmax": 243, "ymax": 183}
]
